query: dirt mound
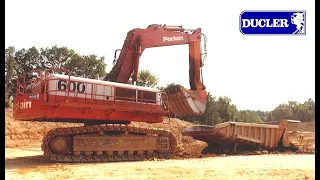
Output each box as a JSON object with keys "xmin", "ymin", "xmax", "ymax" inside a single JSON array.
[
  {"xmin": 5, "ymin": 109, "xmax": 79, "ymax": 141},
  {"xmin": 287, "ymin": 121, "xmax": 315, "ymax": 132}
]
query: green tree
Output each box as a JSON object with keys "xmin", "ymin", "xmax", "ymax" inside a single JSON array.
[
  {"xmin": 40, "ymin": 45, "xmax": 75, "ymax": 69},
  {"xmin": 200, "ymin": 93, "xmax": 219, "ymax": 125},
  {"xmin": 136, "ymin": 70, "xmax": 158, "ymax": 87},
  {"xmin": 5, "ymin": 45, "xmax": 107, "ymax": 106},
  {"xmin": 288, "ymin": 101, "xmax": 298, "ymax": 118},
  {"xmin": 271, "ymin": 103, "xmax": 293, "ymax": 120},
  {"xmin": 65, "ymin": 54, "xmax": 106, "ymax": 79},
  {"xmin": 254, "ymin": 110, "xmax": 270, "ymax": 121},
  {"xmin": 295, "ymin": 102, "xmax": 314, "ymax": 122},
  {"xmin": 269, "ymin": 99, "xmax": 315, "ymax": 122},
  {"xmin": 181, "ymin": 93, "xmax": 239, "ymax": 125},
  {"xmin": 228, "ymin": 104, "xmax": 238, "ymax": 121},
  {"xmin": 217, "ymin": 96, "xmax": 231, "ymax": 122},
  {"xmin": 235, "ymin": 110, "xmax": 263, "ymax": 123},
  {"xmin": 266, "ymin": 111, "xmax": 274, "ymax": 121},
  {"xmin": 5, "ymin": 46, "xmax": 16, "ymax": 107},
  {"xmin": 304, "ymin": 98, "xmax": 315, "ymax": 121},
  {"xmin": 14, "ymin": 46, "xmax": 41, "ymax": 74}
]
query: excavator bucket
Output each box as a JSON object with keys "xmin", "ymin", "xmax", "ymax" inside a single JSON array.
[{"xmin": 164, "ymin": 85, "xmax": 207, "ymax": 117}]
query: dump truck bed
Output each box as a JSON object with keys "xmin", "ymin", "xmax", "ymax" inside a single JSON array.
[{"xmin": 182, "ymin": 120, "xmax": 301, "ymax": 150}]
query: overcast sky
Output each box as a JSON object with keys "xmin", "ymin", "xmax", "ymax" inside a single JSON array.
[{"xmin": 5, "ymin": 0, "xmax": 315, "ymax": 111}]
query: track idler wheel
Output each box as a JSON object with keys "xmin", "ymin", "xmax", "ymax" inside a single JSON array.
[{"xmin": 49, "ymin": 135, "xmax": 70, "ymax": 155}]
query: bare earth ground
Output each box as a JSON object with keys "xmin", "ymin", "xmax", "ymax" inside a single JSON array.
[{"xmin": 5, "ymin": 109, "xmax": 316, "ymax": 180}]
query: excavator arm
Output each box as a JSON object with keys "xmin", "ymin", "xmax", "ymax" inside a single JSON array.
[{"xmin": 104, "ymin": 24, "xmax": 208, "ymax": 117}]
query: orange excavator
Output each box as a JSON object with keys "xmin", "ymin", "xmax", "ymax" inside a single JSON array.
[
  {"xmin": 104, "ymin": 24, "xmax": 207, "ymax": 117},
  {"xmin": 12, "ymin": 24, "xmax": 208, "ymax": 162}
]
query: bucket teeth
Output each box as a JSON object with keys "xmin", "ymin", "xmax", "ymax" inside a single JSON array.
[{"xmin": 164, "ymin": 85, "xmax": 207, "ymax": 117}]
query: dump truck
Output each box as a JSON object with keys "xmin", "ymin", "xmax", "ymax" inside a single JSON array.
[{"xmin": 182, "ymin": 119, "xmax": 304, "ymax": 153}]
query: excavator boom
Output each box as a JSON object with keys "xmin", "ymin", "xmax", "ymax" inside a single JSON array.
[{"xmin": 104, "ymin": 24, "xmax": 208, "ymax": 117}]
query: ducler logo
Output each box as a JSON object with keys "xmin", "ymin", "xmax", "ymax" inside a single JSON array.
[{"xmin": 239, "ymin": 10, "xmax": 306, "ymax": 35}]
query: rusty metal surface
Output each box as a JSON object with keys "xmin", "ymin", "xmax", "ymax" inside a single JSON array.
[
  {"xmin": 73, "ymin": 135, "xmax": 169, "ymax": 152},
  {"xmin": 182, "ymin": 120, "xmax": 301, "ymax": 149},
  {"xmin": 49, "ymin": 136, "xmax": 69, "ymax": 155},
  {"xmin": 165, "ymin": 85, "xmax": 207, "ymax": 117}
]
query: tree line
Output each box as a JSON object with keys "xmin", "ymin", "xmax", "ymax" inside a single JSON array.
[
  {"xmin": 5, "ymin": 45, "xmax": 315, "ymax": 124},
  {"xmin": 181, "ymin": 93, "xmax": 315, "ymax": 125}
]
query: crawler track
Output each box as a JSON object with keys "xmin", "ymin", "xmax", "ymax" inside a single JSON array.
[{"xmin": 41, "ymin": 124, "xmax": 177, "ymax": 163}]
